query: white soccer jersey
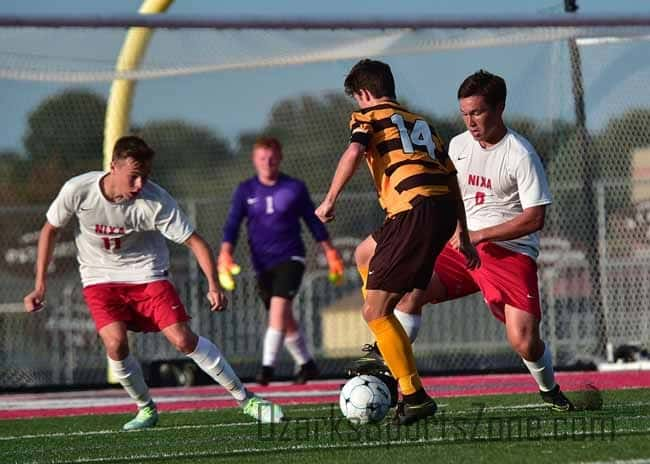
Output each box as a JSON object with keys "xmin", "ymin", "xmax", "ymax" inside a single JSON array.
[
  {"xmin": 448, "ymin": 129, "xmax": 552, "ymax": 259},
  {"xmin": 46, "ymin": 171, "xmax": 194, "ymax": 286}
]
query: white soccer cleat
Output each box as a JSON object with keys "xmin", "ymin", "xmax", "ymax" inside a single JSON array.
[{"xmin": 242, "ymin": 395, "xmax": 284, "ymax": 423}]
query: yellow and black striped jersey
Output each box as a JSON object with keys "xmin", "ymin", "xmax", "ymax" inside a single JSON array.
[{"xmin": 349, "ymin": 101, "xmax": 456, "ymax": 217}]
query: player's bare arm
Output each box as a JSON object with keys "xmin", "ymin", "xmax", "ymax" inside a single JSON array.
[
  {"xmin": 447, "ymin": 174, "xmax": 480, "ymax": 269},
  {"xmin": 468, "ymin": 205, "xmax": 546, "ymax": 245},
  {"xmin": 23, "ymin": 221, "xmax": 60, "ymax": 312},
  {"xmin": 315, "ymin": 142, "xmax": 365, "ymax": 223},
  {"xmin": 185, "ymin": 232, "xmax": 228, "ymax": 312}
]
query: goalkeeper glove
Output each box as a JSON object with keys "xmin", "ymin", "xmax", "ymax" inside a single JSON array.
[
  {"xmin": 217, "ymin": 250, "xmax": 241, "ymax": 291},
  {"xmin": 325, "ymin": 248, "xmax": 345, "ymax": 286}
]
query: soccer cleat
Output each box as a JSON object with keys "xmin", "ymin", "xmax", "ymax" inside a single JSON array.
[
  {"xmin": 393, "ymin": 394, "xmax": 438, "ymax": 426},
  {"xmin": 294, "ymin": 359, "xmax": 320, "ymax": 384},
  {"xmin": 346, "ymin": 343, "xmax": 387, "ymax": 377},
  {"xmin": 255, "ymin": 366, "xmax": 274, "ymax": 386},
  {"xmin": 122, "ymin": 402, "xmax": 159, "ymax": 431},
  {"xmin": 540, "ymin": 384, "xmax": 575, "ymax": 412},
  {"xmin": 242, "ymin": 395, "xmax": 285, "ymax": 424}
]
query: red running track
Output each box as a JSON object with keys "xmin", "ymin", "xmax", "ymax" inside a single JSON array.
[{"xmin": 1, "ymin": 370, "xmax": 649, "ymax": 420}]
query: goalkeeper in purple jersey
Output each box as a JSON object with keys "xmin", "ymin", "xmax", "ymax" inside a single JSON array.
[{"xmin": 218, "ymin": 137, "xmax": 344, "ymax": 385}]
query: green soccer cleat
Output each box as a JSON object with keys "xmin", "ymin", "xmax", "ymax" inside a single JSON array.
[
  {"xmin": 540, "ymin": 384, "xmax": 575, "ymax": 412},
  {"xmin": 122, "ymin": 402, "xmax": 159, "ymax": 431},
  {"xmin": 242, "ymin": 395, "xmax": 285, "ymax": 424}
]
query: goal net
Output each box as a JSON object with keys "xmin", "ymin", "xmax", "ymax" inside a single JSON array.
[{"xmin": 1, "ymin": 17, "xmax": 650, "ymax": 387}]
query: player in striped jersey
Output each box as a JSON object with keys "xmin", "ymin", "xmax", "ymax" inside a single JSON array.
[
  {"xmin": 316, "ymin": 59, "xmax": 479, "ymax": 425},
  {"xmin": 354, "ymin": 70, "xmax": 574, "ymax": 412}
]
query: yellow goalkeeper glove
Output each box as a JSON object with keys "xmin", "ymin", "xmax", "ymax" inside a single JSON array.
[
  {"xmin": 325, "ymin": 248, "xmax": 345, "ymax": 286},
  {"xmin": 217, "ymin": 250, "xmax": 241, "ymax": 291}
]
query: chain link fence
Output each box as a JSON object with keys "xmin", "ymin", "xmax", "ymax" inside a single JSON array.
[{"xmin": 1, "ymin": 23, "xmax": 650, "ymax": 387}]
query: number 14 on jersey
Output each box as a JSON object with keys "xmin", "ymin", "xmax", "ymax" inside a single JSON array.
[{"xmin": 390, "ymin": 113, "xmax": 437, "ymax": 160}]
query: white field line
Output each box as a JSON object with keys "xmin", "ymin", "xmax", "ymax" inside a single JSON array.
[
  {"xmin": 4, "ymin": 402, "xmax": 648, "ymax": 442},
  {"xmin": 7, "ymin": 394, "xmax": 650, "ymax": 413},
  {"xmin": 14, "ymin": 427, "xmax": 647, "ymax": 464},
  {"xmin": 0, "ymin": 421, "xmax": 257, "ymax": 441}
]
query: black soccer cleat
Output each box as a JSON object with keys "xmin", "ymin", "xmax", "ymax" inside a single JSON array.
[
  {"xmin": 255, "ymin": 366, "xmax": 274, "ymax": 386},
  {"xmin": 294, "ymin": 359, "xmax": 320, "ymax": 384},
  {"xmin": 540, "ymin": 384, "xmax": 575, "ymax": 412},
  {"xmin": 346, "ymin": 343, "xmax": 388, "ymax": 377},
  {"xmin": 393, "ymin": 393, "xmax": 438, "ymax": 426}
]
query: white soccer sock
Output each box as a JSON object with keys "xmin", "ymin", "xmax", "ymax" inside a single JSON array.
[
  {"xmin": 107, "ymin": 354, "xmax": 152, "ymax": 408},
  {"xmin": 187, "ymin": 336, "xmax": 248, "ymax": 402},
  {"xmin": 522, "ymin": 343, "xmax": 557, "ymax": 392},
  {"xmin": 284, "ymin": 330, "xmax": 311, "ymax": 366},
  {"xmin": 394, "ymin": 309, "xmax": 422, "ymax": 343},
  {"xmin": 262, "ymin": 327, "xmax": 285, "ymax": 367}
]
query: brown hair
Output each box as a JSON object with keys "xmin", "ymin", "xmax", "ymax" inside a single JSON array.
[
  {"xmin": 457, "ymin": 70, "xmax": 507, "ymax": 108},
  {"xmin": 344, "ymin": 59, "xmax": 396, "ymax": 100},
  {"xmin": 112, "ymin": 135, "xmax": 155, "ymax": 163}
]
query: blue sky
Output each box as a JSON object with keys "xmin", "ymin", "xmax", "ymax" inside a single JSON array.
[{"xmin": 1, "ymin": 0, "xmax": 650, "ymax": 154}]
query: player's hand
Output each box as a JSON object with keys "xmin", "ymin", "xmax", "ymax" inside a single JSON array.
[
  {"xmin": 315, "ymin": 200, "xmax": 335, "ymax": 223},
  {"xmin": 449, "ymin": 228, "xmax": 460, "ymax": 249},
  {"xmin": 207, "ymin": 289, "xmax": 228, "ymax": 312},
  {"xmin": 217, "ymin": 250, "xmax": 241, "ymax": 291},
  {"xmin": 457, "ymin": 235, "xmax": 481, "ymax": 270},
  {"xmin": 24, "ymin": 288, "xmax": 46, "ymax": 313},
  {"xmin": 325, "ymin": 248, "xmax": 345, "ymax": 285},
  {"xmin": 449, "ymin": 228, "xmax": 480, "ymax": 270}
]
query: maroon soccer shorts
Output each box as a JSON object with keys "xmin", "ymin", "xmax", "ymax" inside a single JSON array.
[
  {"xmin": 82, "ymin": 280, "xmax": 191, "ymax": 332},
  {"xmin": 367, "ymin": 194, "xmax": 456, "ymax": 294},
  {"xmin": 432, "ymin": 242, "xmax": 542, "ymax": 322}
]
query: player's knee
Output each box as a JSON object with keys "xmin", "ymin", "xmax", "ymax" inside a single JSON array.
[
  {"xmin": 508, "ymin": 331, "xmax": 540, "ymax": 360},
  {"xmin": 362, "ymin": 302, "xmax": 382, "ymax": 322},
  {"xmin": 396, "ymin": 293, "xmax": 423, "ymax": 315},
  {"xmin": 102, "ymin": 337, "xmax": 129, "ymax": 360},
  {"xmin": 169, "ymin": 331, "xmax": 199, "ymax": 354}
]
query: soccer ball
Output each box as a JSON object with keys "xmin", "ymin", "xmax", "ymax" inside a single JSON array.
[{"xmin": 339, "ymin": 374, "xmax": 392, "ymax": 424}]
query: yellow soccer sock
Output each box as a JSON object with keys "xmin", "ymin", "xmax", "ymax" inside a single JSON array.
[
  {"xmin": 357, "ymin": 265, "xmax": 368, "ymax": 300},
  {"xmin": 367, "ymin": 314, "xmax": 422, "ymax": 395}
]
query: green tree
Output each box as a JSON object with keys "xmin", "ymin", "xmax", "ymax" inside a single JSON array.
[
  {"xmin": 254, "ymin": 93, "xmax": 359, "ymax": 193},
  {"xmin": 24, "ymin": 89, "xmax": 106, "ymax": 171},
  {"xmin": 137, "ymin": 120, "xmax": 234, "ymax": 198},
  {"xmin": 235, "ymin": 92, "xmax": 381, "ymax": 236},
  {"xmin": 595, "ymin": 108, "xmax": 650, "ymax": 173},
  {"xmin": 0, "ymin": 151, "xmax": 29, "ymax": 205}
]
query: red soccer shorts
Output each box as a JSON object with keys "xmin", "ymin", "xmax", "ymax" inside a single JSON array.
[
  {"xmin": 432, "ymin": 242, "xmax": 541, "ymax": 323},
  {"xmin": 82, "ymin": 280, "xmax": 190, "ymax": 333}
]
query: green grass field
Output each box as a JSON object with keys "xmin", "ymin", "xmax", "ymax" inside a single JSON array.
[{"xmin": 2, "ymin": 388, "xmax": 650, "ymax": 464}]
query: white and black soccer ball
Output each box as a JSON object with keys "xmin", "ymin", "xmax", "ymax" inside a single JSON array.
[{"xmin": 339, "ymin": 374, "xmax": 392, "ymax": 424}]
